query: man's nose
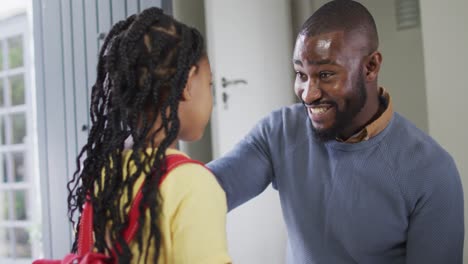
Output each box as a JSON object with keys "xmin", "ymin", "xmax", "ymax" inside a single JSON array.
[{"xmin": 301, "ymin": 80, "xmax": 321, "ymax": 104}]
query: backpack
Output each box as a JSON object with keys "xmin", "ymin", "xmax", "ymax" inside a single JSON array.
[{"xmin": 33, "ymin": 154, "xmax": 202, "ymax": 264}]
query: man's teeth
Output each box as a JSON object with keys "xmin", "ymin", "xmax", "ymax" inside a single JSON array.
[{"xmin": 310, "ymin": 107, "xmax": 330, "ymax": 114}]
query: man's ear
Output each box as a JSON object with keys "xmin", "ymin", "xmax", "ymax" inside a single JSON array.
[
  {"xmin": 181, "ymin": 65, "xmax": 198, "ymax": 101},
  {"xmin": 365, "ymin": 51, "xmax": 382, "ymax": 82}
]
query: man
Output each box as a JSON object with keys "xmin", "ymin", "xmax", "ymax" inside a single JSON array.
[{"xmin": 207, "ymin": 1, "xmax": 464, "ymax": 263}]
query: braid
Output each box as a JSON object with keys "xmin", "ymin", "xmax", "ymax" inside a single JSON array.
[
  {"xmin": 67, "ymin": 7, "xmax": 205, "ymax": 263},
  {"xmin": 67, "ymin": 14, "xmax": 137, "ymax": 252}
]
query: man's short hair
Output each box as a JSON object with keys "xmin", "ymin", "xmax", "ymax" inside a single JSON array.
[{"xmin": 300, "ymin": 0, "xmax": 379, "ymax": 53}]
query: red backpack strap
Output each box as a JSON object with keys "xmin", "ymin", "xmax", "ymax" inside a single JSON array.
[
  {"xmin": 122, "ymin": 154, "xmax": 203, "ymax": 242},
  {"xmin": 77, "ymin": 198, "xmax": 94, "ymax": 256}
]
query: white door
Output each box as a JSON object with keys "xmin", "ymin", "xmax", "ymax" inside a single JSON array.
[{"xmin": 205, "ymin": 1, "xmax": 294, "ymax": 263}]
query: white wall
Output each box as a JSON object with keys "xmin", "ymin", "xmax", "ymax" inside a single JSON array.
[
  {"xmin": 363, "ymin": 0, "xmax": 428, "ymax": 132},
  {"xmin": 313, "ymin": 0, "xmax": 428, "ymax": 131},
  {"xmin": 290, "ymin": 0, "xmax": 315, "ymax": 36},
  {"xmin": 0, "ymin": 0, "xmax": 29, "ymax": 20},
  {"xmin": 419, "ymin": 1, "xmax": 468, "ymax": 262}
]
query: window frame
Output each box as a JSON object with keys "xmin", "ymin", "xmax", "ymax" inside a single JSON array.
[{"xmin": 0, "ymin": 13, "xmax": 41, "ymax": 264}]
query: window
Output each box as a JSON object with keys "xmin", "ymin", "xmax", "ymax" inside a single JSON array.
[{"xmin": 0, "ymin": 13, "xmax": 41, "ymax": 264}]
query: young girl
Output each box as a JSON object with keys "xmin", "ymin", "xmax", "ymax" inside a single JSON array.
[{"xmin": 66, "ymin": 7, "xmax": 231, "ymax": 263}]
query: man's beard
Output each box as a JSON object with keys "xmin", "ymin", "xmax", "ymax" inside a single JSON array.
[{"xmin": 310, "ymin": 73, "xmax": 367, "ymax": 142}]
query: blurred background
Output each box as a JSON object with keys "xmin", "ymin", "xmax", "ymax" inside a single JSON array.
[{"xmin": 0, "ymin": 0, "xmax": 466, "ymax": 263}]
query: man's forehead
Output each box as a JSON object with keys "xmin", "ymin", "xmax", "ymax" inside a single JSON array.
[
  {"xmin": 293, "ymin": 30, "xmax": 370, "ymax": 64},
  {"xmin": 293, "ymin": 32, "xmax": 345, "ymax": 61}
]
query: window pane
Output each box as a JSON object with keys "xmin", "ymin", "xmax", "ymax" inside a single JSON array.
[
  {"xmin": 13, "ymin": 190, "xmax": 27, "ymax": 220},
  {"xmin": 13, "ymin": 152, "xmax": 25, "ymax": 182},
  {"xmin": 7, "ymin": 36, "xmax": 23, "ymax": 69},
  {"xmin": 0, "ymin": 79, "xmax": 4, "ymax": 107},
  {"xmin": 11, "ymin": 112, "xmax": 26, "ymax": 144},
  {"xmin": 14, "ymin": 227, "xmax": 31, "ymax": 258},
  {"xmin": 0, "ymin": 191, "xmax": 9, "ymax": 220},
  {"xmin": 0, "ymin": 116, "xmax": 5, "ymax": 145},
  {"xmin": 0, "ymin": 41, "xmax": 4, "ymax": 71},
  {"xmin": 9, "ymin": 74, "xmax": 25, "ymax": 106},
  {"xmin": 1, "ymin": 153, "xmax": 7, "ymax": 183},
  {"xmin": 0, "ymin": 228, "xmax": 12, "ymax": 257}
]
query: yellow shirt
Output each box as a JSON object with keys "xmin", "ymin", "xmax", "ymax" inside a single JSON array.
[{"xmin": 108, "ymin": 148, "xmax": 231, "ymax": 263}]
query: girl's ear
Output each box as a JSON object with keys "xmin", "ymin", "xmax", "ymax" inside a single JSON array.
[{"xmin": 181, "ymin": 65, "xmax": 198, "ymax": 101}]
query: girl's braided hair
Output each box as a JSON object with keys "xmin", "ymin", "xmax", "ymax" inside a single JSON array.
[{"xmin": 67, "ymin": 7, "xmax": 205, "ymax": 263}]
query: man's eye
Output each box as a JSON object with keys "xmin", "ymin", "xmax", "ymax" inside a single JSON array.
[
  {"xmin": 295, "ymin": 71, "xmax": 307, "ymax": 81},
  {"xmin": 319, "ymin": 72, "xmax": 334, "ymax": 80}
]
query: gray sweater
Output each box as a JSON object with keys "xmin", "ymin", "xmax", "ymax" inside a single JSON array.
[{"xmin": 208, "ymin": 104, "xmax": 464, "ymax": 264}]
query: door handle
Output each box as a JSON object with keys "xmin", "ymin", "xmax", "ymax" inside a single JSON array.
[{"xmin": 221, "ymin": 77, "xmax": 247, "ymax": 88}]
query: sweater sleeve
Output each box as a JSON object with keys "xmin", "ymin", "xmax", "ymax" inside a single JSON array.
[
  {"xmin": 207, "ymin": 115, "xmax": 276, "ymax": 211},
  {"xmin": 406, "ymin": 157, "xmax": 464, "ymax": 264}
]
